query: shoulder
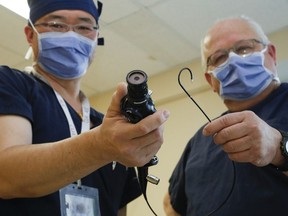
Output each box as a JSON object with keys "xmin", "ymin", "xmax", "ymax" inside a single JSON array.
[
  {"xmin": 0, "ymin": 65, "xmax": 37, "ymax": 86},
  {"xmin": 270, "ymin": 82, "xmax": 288, "ymax": 103},
  {"xmin": 280, "ymin": 82, "xmax": 288, "ymax": 91},
  {"xmin": 0, "ymin": 65, "xmax": 28, "ymax": 76}
]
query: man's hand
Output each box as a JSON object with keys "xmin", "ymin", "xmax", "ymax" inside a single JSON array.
[
  {"xmin": 96, "ymin": 82, "xmax": 170, "ymax": 167},
  {"xmin": 203, "ymin": 110, "xmax": 283, "ymax": 167}
]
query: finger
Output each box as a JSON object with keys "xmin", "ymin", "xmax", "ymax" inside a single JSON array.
[
  {"xmin": 203, "ymin": 112, "xmax": 245, "ymax": 136},
  {"xmin": 227, "ymin": 149, "xmax": 261, "ymax": 165},
  {"xmin": 132, "ymin": 124, "xmax": 164, "ymax": 147},
  {"xmin": 213, "ymin": 120, "xmax": 247, "ymax": 145},
  {"xmin": 115, "ymin": 126, "xmax": 164, "ymax": 167},
  {"xmin": 129, "ymin": 110, "xmax": 169, "ymax": 139},
  {"xmin": 135, "ymin": 132, "xmax": 164, "ymax": 166},
  {"xmin": 221, "ymin": 135, "xmax": 251, "ymax": 153},
  {"xmin": 227, "ymin": 150, "xmax": 250, "ymax": 163}
]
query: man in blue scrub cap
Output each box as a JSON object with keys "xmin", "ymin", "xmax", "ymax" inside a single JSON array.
[{"xmin": 0, "ymin": 0, "xmax": 170, "ymax": 215}]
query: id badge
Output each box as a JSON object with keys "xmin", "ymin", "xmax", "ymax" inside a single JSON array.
[{"xmin": 59, "ymin": 184, "xmax": 101, "ymax": 216}]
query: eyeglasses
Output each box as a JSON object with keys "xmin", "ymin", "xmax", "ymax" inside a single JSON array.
[
  {"xmin": 206, "ymin": 39, "xmax": 266, "ymax": 70},
  {"xmin": 34, "ymin": 21, "xmax": 99, "ymax": 36}
]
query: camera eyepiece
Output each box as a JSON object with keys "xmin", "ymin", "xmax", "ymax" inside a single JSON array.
[
  {"xmin": 127, "ymin": 70, "xmax": 147, "ymax": 85},
  {"xmin": 126, "ymin": 70, "xmax": 149, "ymax": 102},
  {"xmin": 121, "ymin": 70, "xmax": 156, "ymax": 124}
]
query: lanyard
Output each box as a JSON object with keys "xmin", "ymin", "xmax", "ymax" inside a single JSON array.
[
  {"xmin": 29, "ymin": 69, "xmax": 91, "ymax": 187},
  {"xmin": 54, "ymin": 90, "xmax": 90, "ymax": 136},
  {"xmin": 54, "ymin": 91, "xmax": 90, "ymax": 187}
]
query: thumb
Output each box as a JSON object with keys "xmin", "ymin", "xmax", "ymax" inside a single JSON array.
[{"xmin": 106, "ymin": 82, "xmax": 127, "ymax": 117}]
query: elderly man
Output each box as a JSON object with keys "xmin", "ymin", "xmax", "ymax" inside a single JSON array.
[{"xmin": 164, "ymin": 15, "xmax": 288, "ymax": 216}]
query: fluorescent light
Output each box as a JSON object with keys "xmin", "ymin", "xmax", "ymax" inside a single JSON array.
[{"xmin": 0, "ymin": 0, "xmax": 29, "ymax": 19}]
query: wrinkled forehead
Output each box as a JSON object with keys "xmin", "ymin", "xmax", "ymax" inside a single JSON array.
[{"xmin": 203, "ymin": 19, "xmax": 260, "ymax": 60}]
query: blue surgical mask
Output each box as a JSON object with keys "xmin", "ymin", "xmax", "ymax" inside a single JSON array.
[
  {"xmin": 31, "ymin": 22, "xmax": 96, "ymax": 80},
  {"xmin": 209, "ymin": 48, "xmax": 278, "ymax": 101}
]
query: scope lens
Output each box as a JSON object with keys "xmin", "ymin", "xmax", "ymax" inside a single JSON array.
[{"xmin": 127, "ymin": 70, "xmax": 147, "ymax": 85}]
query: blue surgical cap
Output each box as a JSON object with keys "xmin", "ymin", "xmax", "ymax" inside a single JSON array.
[{"xmin": 28, "ymin": 0, "xmax": 102, "ymax": 24}]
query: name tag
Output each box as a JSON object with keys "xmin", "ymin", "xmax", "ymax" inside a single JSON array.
[{"xmin": 59, "ymin": 184, "xmax": 101, "ymax": 216}]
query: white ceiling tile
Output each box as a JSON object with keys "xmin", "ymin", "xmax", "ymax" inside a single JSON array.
[
  {"xmin": 107, "ymin": 9, "xmax": 199, "ymax": 65},
  {"xmin": 150, "ymin": 0, "xmax": 288, "ymax": 48},
  {"xmin": 98, "ymin": 0, "xmax": 140, "ymax": 24},
  {"xmin": 135, "ymin": 0, "xmax": 167, "ymax": 7},
  {"xmin": 1, "ymin": 1, "xmax": 288, "ymax": 97},
  {"xmin": 82, "ymin": 27, "xmax": 169, "ymax": 94}
]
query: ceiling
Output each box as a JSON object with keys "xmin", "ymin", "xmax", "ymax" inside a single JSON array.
[{"xmin": 1, "ymin": 0, "xmax": 288, "ymax": 97}]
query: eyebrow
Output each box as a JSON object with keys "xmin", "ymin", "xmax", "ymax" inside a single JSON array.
[
  {"xmin": 43, "ymin": 14, "xmax": 95, "ymax": 24},
  {"xmin": 43, "ymin": 14, "xmax": 66, "ymax": 22}
]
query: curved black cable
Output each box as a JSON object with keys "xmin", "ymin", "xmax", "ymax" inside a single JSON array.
[
  {"xmin": 177, "ymin": 67, "xmax": 236, "ymax": 215},
  {"xmin": 178, "ymin": 67, "xmax": 211, "ymax": 123},
  {"xmin": 137, "ymin": 167, "xmax": 158, "ymax": 216},
  {"xmin": 206, "ymin": 161, "xmax": 236, "ymax": 215}
]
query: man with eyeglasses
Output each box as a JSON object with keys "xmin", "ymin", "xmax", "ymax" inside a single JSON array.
[
  {"xmin": 164, "ymin": 15, "xmax": 288, "ymax": 216},
  {"xmin": 0, "ymin": 0, "xmax": 170, "ymax": 215}
]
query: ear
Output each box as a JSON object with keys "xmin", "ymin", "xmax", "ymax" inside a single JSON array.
[
  {"xmin": 24, "ymin": 25, "xmax": 34, "ymax": 45},
  {"xmin": 205, "ymin": 72, "xmax": 219, "ymax": 93},
  {"xmin": 267, "ymin": 44, "xmax": 277, "ymax": 65},
  {"xmin": 205, "ymin": 72, "xmax": 213, "ymax": 86}
]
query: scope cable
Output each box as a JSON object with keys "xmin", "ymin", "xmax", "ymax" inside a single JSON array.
[{"xmin": 178, "ymin": 67, "xmax": 236, "ymax": 216}]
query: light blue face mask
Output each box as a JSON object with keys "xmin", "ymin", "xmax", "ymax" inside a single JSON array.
[
  {"xmin": 209, "ymin": 48, "xmax": 278, "ymax": 101},
  {"xmin": 31, "ymin": 22, "xmax": 97, "ymax": 80}
]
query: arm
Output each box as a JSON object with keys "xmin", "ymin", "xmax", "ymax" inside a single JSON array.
[
  {"xmin": 163, "ymin": 192, "xmax": 181, "ymax": 216},
  {"xmin": 0, "ymin": 83, "xmax": 170, "ymax": 199}
]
